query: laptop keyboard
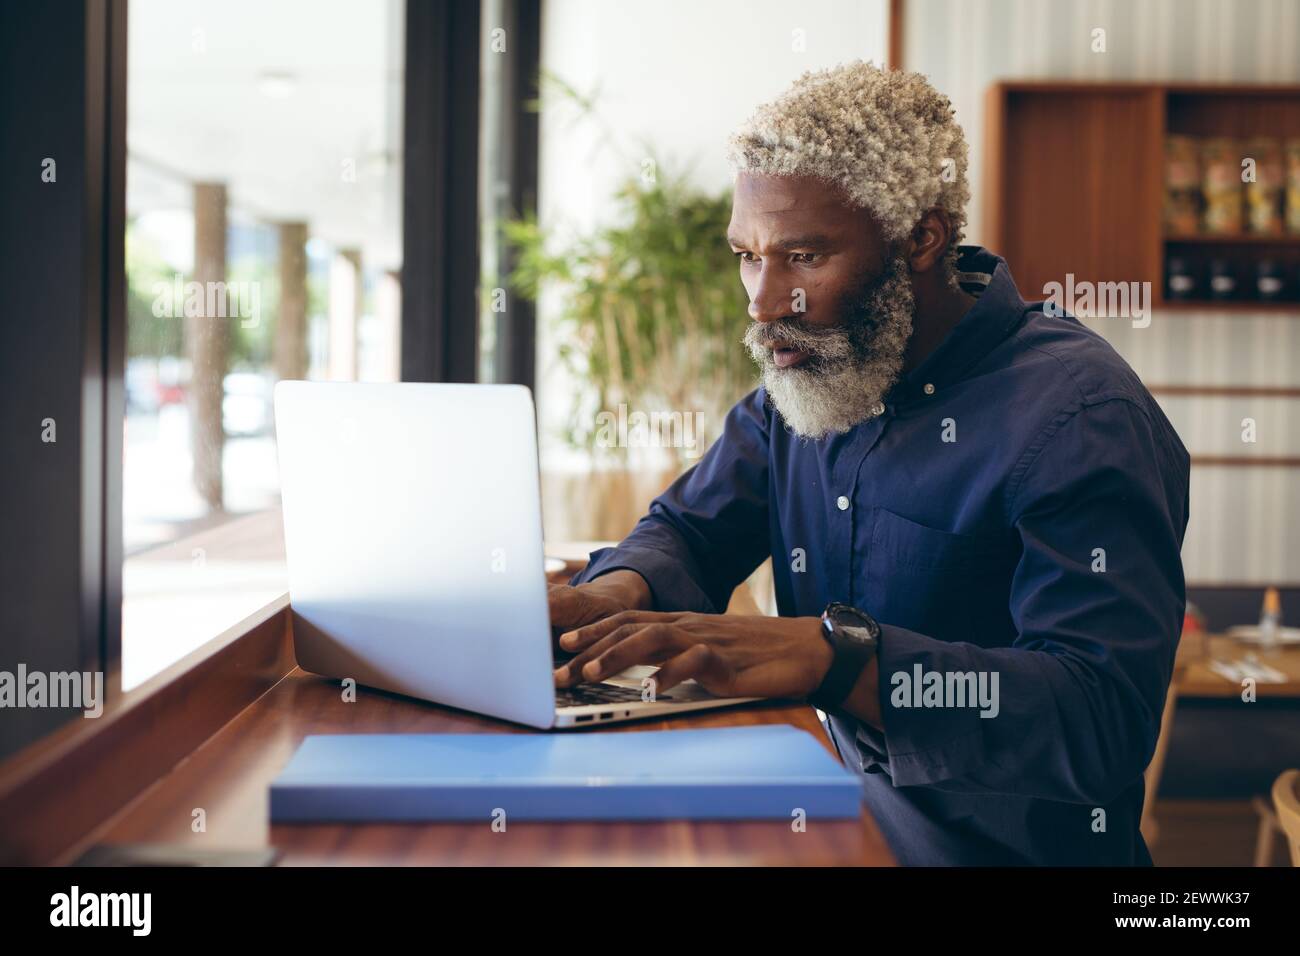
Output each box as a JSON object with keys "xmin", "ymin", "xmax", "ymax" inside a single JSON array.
[{"xmin": 554, "ymin": 683, "xmax": 673, "ymax": 707}]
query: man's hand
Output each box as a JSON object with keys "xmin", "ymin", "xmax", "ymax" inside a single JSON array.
[
  {"xmin": 547, "ymin": 569, "xmax": 654, "ymax": 650},
  {"xmin": 553, "ymin": 611, "xmax": 834, "ymax": 701}
]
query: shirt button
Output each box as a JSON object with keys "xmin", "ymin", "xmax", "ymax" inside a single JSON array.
[
  {"xmin": 836, "ymin": 495, "xmax": 850, "ymax": 511},
  {"xmin": 871, "ymin": 401, "xmax": 886, "ymax": 417},
  {"xmin": 923, "ymin": 383, "xmax": 935, "ymax": 395}
]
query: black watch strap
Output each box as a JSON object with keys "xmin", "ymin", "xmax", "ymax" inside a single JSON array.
[{"xmin": 808, "ymin": 603, "xmax": 880, "ymax": 714}]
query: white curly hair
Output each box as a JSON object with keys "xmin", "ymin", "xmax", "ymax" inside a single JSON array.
[{"xmin": 727, "ymin": 61, "xmax": 970, "ymax": 283}]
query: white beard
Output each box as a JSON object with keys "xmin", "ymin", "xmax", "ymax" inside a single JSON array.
[{"xmin": 743, "ymin": 254, "xmax": 915, "ymax": 440}]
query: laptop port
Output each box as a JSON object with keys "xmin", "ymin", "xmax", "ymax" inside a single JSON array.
[
  {"xmin": 600, "ymin": 711, "xmax": 613, "ymax": 719},
  {"xmin": 575, "ymin": 714, "xmax": 594, "ymax": 722}
]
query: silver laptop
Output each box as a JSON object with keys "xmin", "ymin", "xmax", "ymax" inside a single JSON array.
[{"xmin": 274, "ymin": 381, "xmax": 755, "ymax": 729}]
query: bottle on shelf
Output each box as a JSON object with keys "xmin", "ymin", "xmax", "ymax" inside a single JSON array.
[
  {"xmin": 1245, "ymin": 136, "xmax": 1284, "ymax": 236},
  {"xmin": 1208, "ymin": 259, "xmax": 1237, "ymax": 301},
  {"xmin": 1255, "ymin": 260, "xmax": 1286, "ymax": 302},
  {"xmin": 1202, "ymin": 138, "xmax": 1243, "ymax": 236},
  {"xmin": 1258, "ymin": 586, "xmax": 1282, "ymax": 652},
  {"xmin": 1166, "ymin": 256, "xmax": 1197, "ymax": 301},
  {"xmin": 1285, "ymin": 138, "xmax": 1300, "ymax": 234}
]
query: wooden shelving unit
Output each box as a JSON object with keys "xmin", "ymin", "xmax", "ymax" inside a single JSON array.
[{"xmin": 985, "ymin": 82, "xmax": 1300, "ymax": 314}]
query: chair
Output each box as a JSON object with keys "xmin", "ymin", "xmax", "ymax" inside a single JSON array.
[
  {"xmin": 1271, "ymin": 769, "xmax": 1300, "ymax": 867},
  {"xmin": 1140, "ymin": 674, "xmax": 1180, "ymax": 849}
]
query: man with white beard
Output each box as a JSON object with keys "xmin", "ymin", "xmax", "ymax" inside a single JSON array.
[{"xmin": 551, "ymin": 62, "xmax": 1190, "ymax": 866}]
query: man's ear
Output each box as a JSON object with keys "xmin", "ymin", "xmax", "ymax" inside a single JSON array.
[{"xmin": 906, "ymin": 209, "xmax": 952, "ymax": 274}]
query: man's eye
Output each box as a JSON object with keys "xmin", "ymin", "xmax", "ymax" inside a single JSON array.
[
  {"xmin": 792, "ymin": 253, "xmax": 819, "ymax": 264},
  {"xmin": 734, "ymin": 251, "xmax": 758, "ymax": 264}
]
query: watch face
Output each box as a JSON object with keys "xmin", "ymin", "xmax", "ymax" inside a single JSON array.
[
  {"xmin": 840, "ymin": 623, "xmax": 876, "ymax": 645},
  {"xmin": 828, "ymin": 604, "xmax": 879, "ymax": 643}
]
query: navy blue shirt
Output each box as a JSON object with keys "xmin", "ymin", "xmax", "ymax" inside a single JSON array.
[{"xmin": 572, "ymin": 247, "xmax": 1191, "ymax": 865}]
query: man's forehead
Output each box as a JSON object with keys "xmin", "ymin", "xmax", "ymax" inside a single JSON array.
[
  {"xmin": 732, "ymin": 172, "xmax": 853, "ymax": 214},
  {"xmin": 728, "ymin": 172, "xmax": 877, "ymax": 247}
]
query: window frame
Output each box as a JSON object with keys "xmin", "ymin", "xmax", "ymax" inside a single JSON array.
[
  {"xmin": 0, "ymin": 0, "xmax": 542, "ymax": 760},
  {"xmin": 0, "ymin": 0, "xmax": 126, "ymax": 760}
]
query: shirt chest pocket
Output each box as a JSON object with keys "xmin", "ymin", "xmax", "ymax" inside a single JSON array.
[{"xmin": 864, "ymin": 507, "xmax": 1018, "ymax": 641}]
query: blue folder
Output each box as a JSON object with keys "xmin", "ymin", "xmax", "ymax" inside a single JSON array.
[{"xmin": 270, "ymin": 725, "xmax": 863, "ymax": 822}]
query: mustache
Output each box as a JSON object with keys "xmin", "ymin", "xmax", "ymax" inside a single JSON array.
[
  {"xmin": 742, "ymin": 255, "xmax": 912, "ymax": 369},
  {"xmin": 743, "ymin": 315, "xmax": 855, "ymax": 364}
]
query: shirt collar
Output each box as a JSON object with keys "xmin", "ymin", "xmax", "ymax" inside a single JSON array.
[{"xmin": 890, "ymin": 246, "xmax": 1030, "ymax": 407}]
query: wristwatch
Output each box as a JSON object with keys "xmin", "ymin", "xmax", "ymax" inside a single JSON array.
[{"xmin": 808, "ymin": 602, "xmax": 881, "ymax": 715}]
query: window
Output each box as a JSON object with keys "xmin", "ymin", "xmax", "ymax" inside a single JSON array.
[
  {"xmin": 123, "ymin": 0, "xmax": 405, "ymax": 687},
  {"xmin": 477, "ymin": 0, "xmax": 539, "ymax": 387}
]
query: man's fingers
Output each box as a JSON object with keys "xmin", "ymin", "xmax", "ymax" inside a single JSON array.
[
  {"xmin": 577, "ymin": 623, "xmax": 682, "ymax": 684},
  {"xmin": 554, "ymin": 622, "xmax": 645, "ymax": 686},
  {"xmin": 648, "ymin": 643, "xmax": 726, "ymax": 696},
  {"xmin": 554, "ymin": 621, "xmax": 675, "ymax": 686},
  {"xmin": 558, "ymin": 609, "xmax": 671, "ymax": 652}
]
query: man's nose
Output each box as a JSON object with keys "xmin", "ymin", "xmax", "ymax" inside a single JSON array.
[{"xmin": 748, "ymin": 276, "xmax": 794, "ymax": 323}]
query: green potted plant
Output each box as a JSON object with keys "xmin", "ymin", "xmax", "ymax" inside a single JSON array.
[
  {"xmin": 503, "ymin": 76, "xmax": 755, "ymax": 468},
  {"xmin": 500, "ymin": 77, "xmax": 760, "ymax": 541},
  {"xmin": 505, "ymin": 172, "xmax": 755, "ymax": 462}
]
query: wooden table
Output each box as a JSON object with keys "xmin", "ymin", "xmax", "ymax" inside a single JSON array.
[
  {"xmin": 0, "ymin": 554, "xmax": 887, "ymax": 866},
  {"xmin": 78, "ymin": 669, "xmax": 894, "ymax": 866},
  {"xmin": 1174, "ymin": 632, "xmax": 1300, "ymax": 699}
]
